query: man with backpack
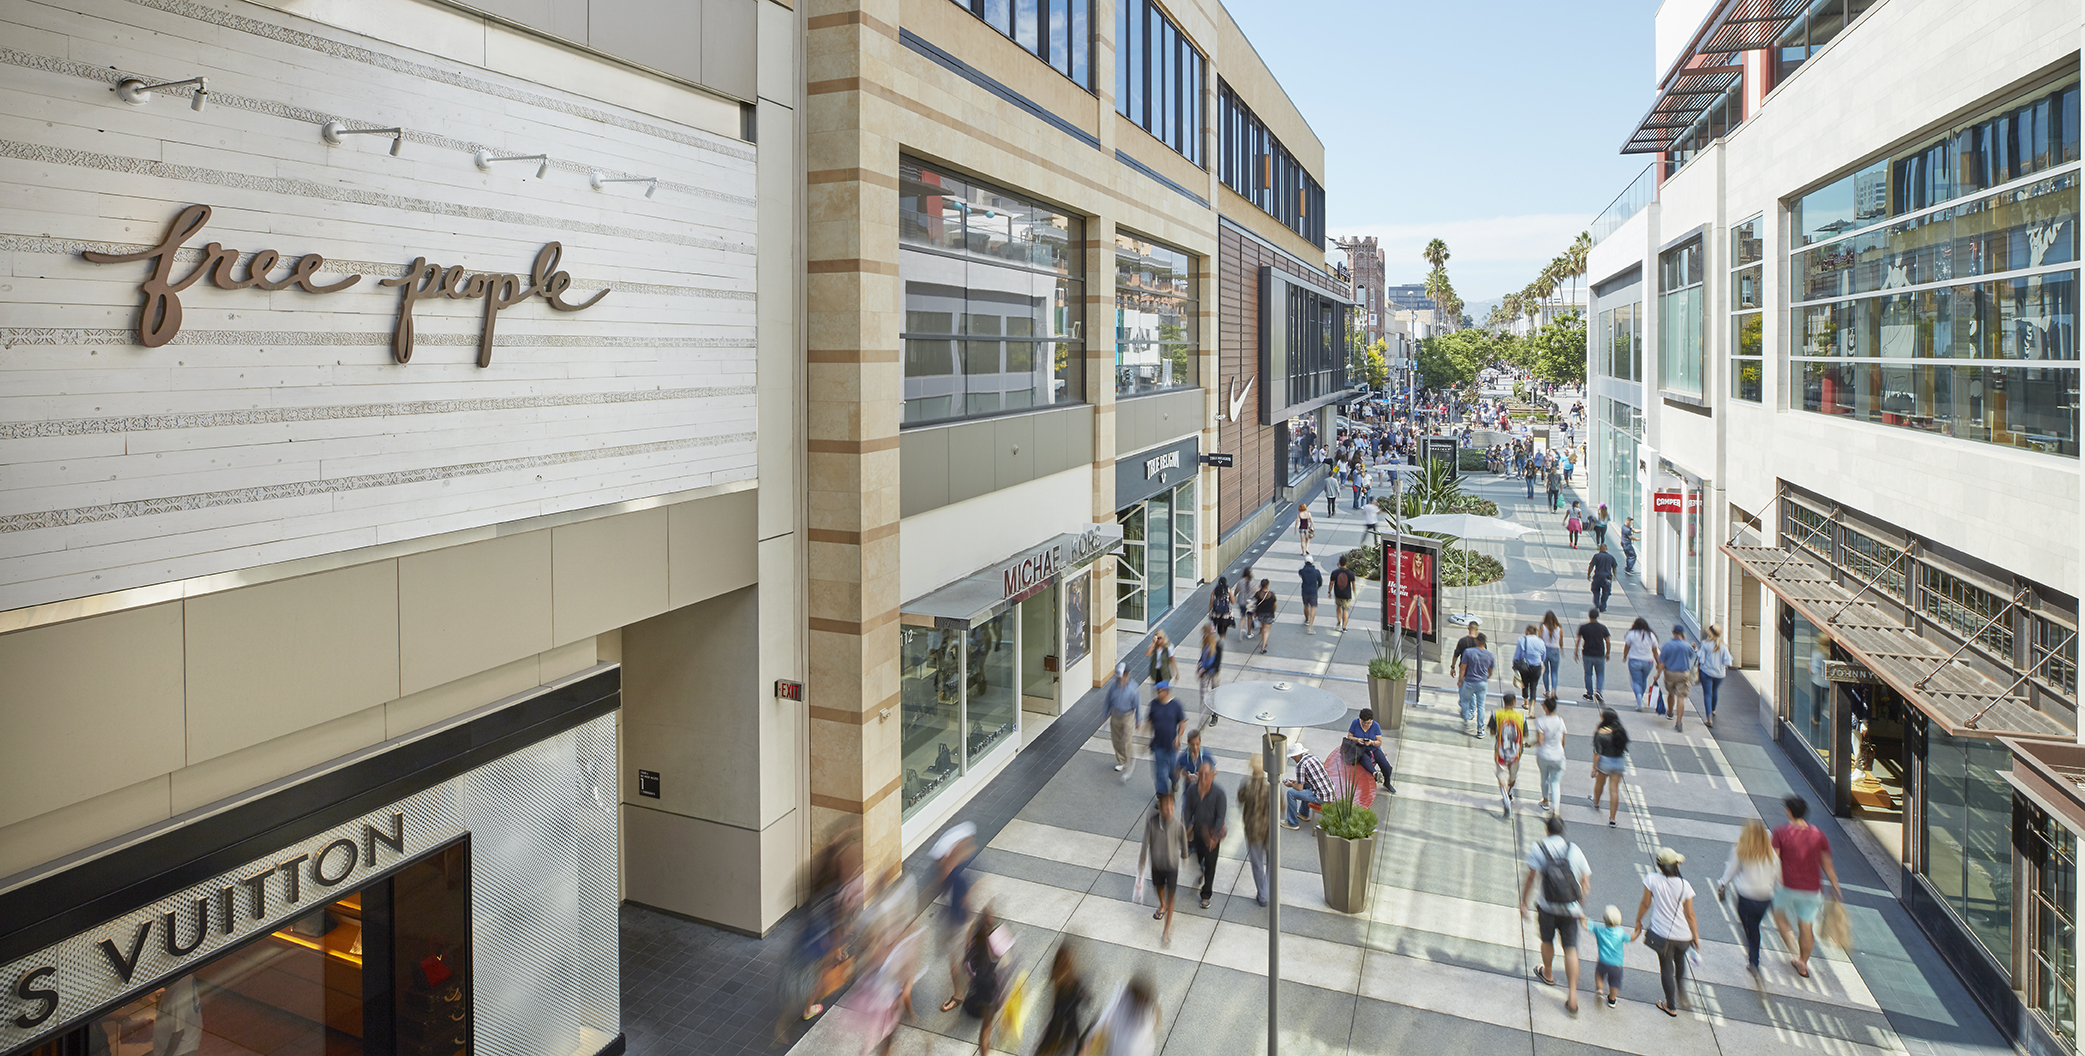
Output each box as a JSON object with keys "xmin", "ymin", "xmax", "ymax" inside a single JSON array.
[
  {"xmin": 1520, "ymin": 815, "xmax": 1593, "ymax": 1015},
  {"xmin": 1329, "ymin": 556, "xmax": 1358, "ymax": 633}
]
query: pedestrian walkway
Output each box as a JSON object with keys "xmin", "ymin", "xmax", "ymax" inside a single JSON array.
[{"xmin": 783, "ymin": 464, "xmax": 2011, "ymax": 1056}]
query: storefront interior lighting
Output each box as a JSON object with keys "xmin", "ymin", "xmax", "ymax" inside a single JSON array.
[
  {"xmin": 323, "ymin": 120, "xmax": 404, "ymax": 156},
  {"xmin": 474, "ymin": 150, "xmax": 549, "ymax": 179},
  {"xmin": 589, "ymin": 171, "xmax": 658, "ymax": 198},
  {"xmin": 116, "ymin": 75, "xmax": 208, "ymax": 111}
]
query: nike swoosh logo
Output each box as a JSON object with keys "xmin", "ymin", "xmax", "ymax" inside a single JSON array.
[{"xmin": 1227, "ymin": 376, "xmax": 1254, "ymax": 423}]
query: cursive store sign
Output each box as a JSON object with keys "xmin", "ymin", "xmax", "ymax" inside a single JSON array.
[{"xmin": 83, "ymin": 204, "xmax": 609, "ymax": 366}]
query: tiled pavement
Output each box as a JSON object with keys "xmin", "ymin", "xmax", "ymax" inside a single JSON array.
[{"xmin": 776, "ymin": 463, "xmax": 2013, "ymax": 1056}]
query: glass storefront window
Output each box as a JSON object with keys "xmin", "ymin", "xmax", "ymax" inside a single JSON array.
[
  {"xmin": 1798, "ymin": 361, "xmax": 2079, "ymax": 455},
  {"xmin": 1172, "ymin": 479, "xmax": 1197, "ymax": 585},
  {"xmin": 966, "ymin": 611, "xmax": 1017, "ymax": 763},
  {"xmin": 2028, "ymin": 809, "xmax": 2080, "ymax": 1047},
  {"xmin": 70, "ymin": 846, "xmax": 471, "ymax": 1056},
  {"xmin": 900, "ymin": 158, "xmax": 1086, "ymax": 426},
  {"xmin": 1116, "ymin": 234, "xmax": 1198, "ymax": 395},
  {"xmin": 1785, "ymin": 608, "xmax": 1833, "ymax": 769},
  {"xmin": 900, "ymin": 626, "xmax": 962, "ymax": 817},
  {"xmin": 1921, "ymin": 729, "xmax": 2015, "ymax": 968},
  {"xmin": 1284, "ymin": 415, "xmax": 1321, "ymax": 483}
]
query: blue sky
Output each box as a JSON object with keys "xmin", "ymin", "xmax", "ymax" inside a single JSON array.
[{"xmin": 1224, "ymin": 0, "xmax": 1665, "ymax": 301}]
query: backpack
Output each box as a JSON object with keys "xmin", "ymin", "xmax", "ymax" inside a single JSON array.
[{"xmin": 1538, "ymin": 842, "xmax": 1581, "ymax": 905}]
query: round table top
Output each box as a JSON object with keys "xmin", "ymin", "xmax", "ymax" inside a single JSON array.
[{"xmin": 1207, "ymin": 679, "xmax": 1350, "ymax": 729}]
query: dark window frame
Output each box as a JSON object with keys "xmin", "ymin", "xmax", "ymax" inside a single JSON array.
[{"xmin": 950, "ymin": 0, "xmax": 1095, "ymax": 91}]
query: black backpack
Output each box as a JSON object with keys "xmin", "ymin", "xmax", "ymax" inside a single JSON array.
[{"xmin": 1538, "ymin": 843, "xmax": 1581, "ymax": 905}]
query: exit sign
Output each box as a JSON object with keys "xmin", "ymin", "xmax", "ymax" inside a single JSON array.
[{"xmin": 775, "ymin": 679, "xmax": 804, "ymax": 701}]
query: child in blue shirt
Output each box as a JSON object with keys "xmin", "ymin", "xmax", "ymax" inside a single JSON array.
[{"xmin": 1593, "ymin": 905, "xmax": 1629, "ymax": 1008}]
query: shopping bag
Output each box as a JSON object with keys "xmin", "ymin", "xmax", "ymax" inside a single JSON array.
[
  {"xmin": 1132, "ymin": 873, "xmax": 1146, "ymax": 905},
  {"xmin": 997, "ymin": 969, "xmax": 1033, "ymax": 1046},
  {"xmin": 1820, "ymin": 898, "xmax": 1854, "ymax": 952},
  {"xmin": 1649, "ymin": 683, "xmax": 1665, "ymax": 716}
]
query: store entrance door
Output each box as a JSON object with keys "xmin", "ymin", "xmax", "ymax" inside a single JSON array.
[
  {"xmin": 1846, "ymin": 679, "xmax": 1909, "ymax": 866},
  {"xmin": 1020, "ymin": 588, "xmax": 1059, "ymax": 714}
]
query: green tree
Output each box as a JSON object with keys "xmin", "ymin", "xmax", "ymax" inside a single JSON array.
[
  {"xmin": 1362, "ymin": 338, "xmax": 1389, "ymax": 390},
  {"xmin": 1526, "ymin": 310, "xmax": 1589, "ymax": 385},
  {"xmin": 1415, "ymin": 328, "xmax": 1495, "ymax": 390}
]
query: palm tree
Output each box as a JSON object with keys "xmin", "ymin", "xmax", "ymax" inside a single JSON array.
[
  {"xmin": 1423, "ymin": 238, "xmax": 1450, "ymax": 274},
  {"xmin": 1566, "ymin": 231, "xmax": 1592, "ymax": 310}
]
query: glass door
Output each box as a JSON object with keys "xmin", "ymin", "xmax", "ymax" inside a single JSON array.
[
  {"xmin": 1171, "ymin": 479, "xmax": 1197, "ymax": 596},
  {"xmin": 1117, "ymin": 503, "xmax": 1147, "ymax": 626},
  {"xmin": 1020, "ymin": 588, "xmax": 1058, "ymax": 711},
  {"xmin": 1147, "ymin": 491, "xmax": 1173, "ymax": 618}
]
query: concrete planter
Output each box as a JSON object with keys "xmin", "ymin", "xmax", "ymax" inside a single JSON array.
[
  {"xmin": 1316, "ymin": 829, "xmax": 1376, "ymax": 913},
  {"xmin": 1369, "ymin": 676, "xmax": 1409, "ymax": 729}
]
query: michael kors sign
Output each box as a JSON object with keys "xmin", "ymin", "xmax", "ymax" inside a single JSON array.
[{"xmin": 83, "ymin": 204, "xmax": 609, "ymax": 366}]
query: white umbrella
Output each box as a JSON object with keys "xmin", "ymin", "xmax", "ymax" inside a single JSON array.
[{"xmin": 1400, "ymin": 512, "xmax": 1535, "ymax": 623}]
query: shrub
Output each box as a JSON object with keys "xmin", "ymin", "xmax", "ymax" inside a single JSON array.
[
  {"xmin": 1319, "ymin": 797, "xmax": 1379, "ymax": 840},
  {"xmin": 1448, "ymin": 496, "xmax": 1499, "ymax": 516},
  {"xmin": 1345, "ymin": 546, "xmax": 1382, "ymax": 580},
  {"xmin": 1455, "ymin": 448, "xmax": 1488, "ymax": 471},
  {"xmin": 1440, "ymin": 547, "xmax": 1506, "ymax": 587}
]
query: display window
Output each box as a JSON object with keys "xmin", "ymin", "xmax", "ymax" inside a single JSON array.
[{"xmin": 18, "ymin": 843, "xmax": 471, "ymax": 1056}]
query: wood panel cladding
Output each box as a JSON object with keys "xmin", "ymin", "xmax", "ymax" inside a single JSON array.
[{"xmin": 1214, "ymin": 222, "xmax": 1343, "ymax": 537}]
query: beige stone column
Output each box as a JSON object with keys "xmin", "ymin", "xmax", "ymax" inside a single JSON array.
[
  {"xmin": 804, "ymin": 0, "xmax": 904, "ymax": 873},
  {"xmin": 1088, "ymin": 216, "xmax": 1121, "ymax": 683}
]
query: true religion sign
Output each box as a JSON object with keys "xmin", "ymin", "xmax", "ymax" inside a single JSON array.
[{"xmin": 83, "ymin": 204, "xmax": 610, "ymax": 366}]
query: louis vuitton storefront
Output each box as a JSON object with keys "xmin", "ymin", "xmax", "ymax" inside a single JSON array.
[{"xmin": 1, "ymin": 672, "xmax": 621, "ymax": 1056}]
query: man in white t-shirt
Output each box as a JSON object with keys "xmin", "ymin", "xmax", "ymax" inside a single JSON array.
[{"xmin": 1362, "ymin": 499, "xmax": 1381, "ymax": 543}]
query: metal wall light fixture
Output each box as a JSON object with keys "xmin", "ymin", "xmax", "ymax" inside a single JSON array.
[
  {"xmin": 116, "ymin": 75, "xmax": 209, "ymax": 111},
  {"xmin": 323, "ymin": 121, "xmax": 404, "ymax": 156},
  {"xmin": 589, "ymin": 172, "xmax": 658, "ymax": 198},
  {"xmin": 474, "ymin": 150, "xmax": 549, "ymax": 179}
]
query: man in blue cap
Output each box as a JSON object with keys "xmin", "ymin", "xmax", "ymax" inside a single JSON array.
[{"xmin": 1145, "ymin": 679, "xmax": 1187, "ymax": 796}]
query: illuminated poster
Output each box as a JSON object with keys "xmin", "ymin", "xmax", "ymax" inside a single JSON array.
[
  {"xmin": 1064, "ymin": 570, "xmax": 1091, "ymax": 666},
  {"xmin": 1381, "ymin": 536, "xmax": 1441, "ymax": 643}
]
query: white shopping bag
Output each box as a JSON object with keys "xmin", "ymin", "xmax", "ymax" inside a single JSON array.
[{"xmin": 1132, "ymin": 873, "xmax": 1146, "ymax": 905}]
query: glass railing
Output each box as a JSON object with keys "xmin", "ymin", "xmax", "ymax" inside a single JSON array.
[{"xmin": 1591, "ymin": 164, "xmax": 1657, "ymax": 245}]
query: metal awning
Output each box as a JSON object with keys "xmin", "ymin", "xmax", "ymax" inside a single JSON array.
[
  {"xmin": 1697, "ymin": 0, "xmax": 1806, "ymax": 53},
  {"xmin": 1621, "ymin": 66, "xmax": 1743, "ymax": 155},
  {"xmin": 1725, "ymin": 543, "xmax": 2072, "ymax": 741},
  {"xmin": 902, "ymin": 526, "xmax": 1123, "ymax": 629},
  {"xmin": 2005, "ymin": 738, "xmax": 2085, "ymax": 834}
]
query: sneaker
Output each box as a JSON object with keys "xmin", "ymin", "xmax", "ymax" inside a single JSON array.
[
  {"xmin": 1606, "ymin": 995, "xmax": 1618, "ymax": 1009},
  {"xmin": 1114, "ymin": 764, "xmax": 1125, "ymax": 772}
]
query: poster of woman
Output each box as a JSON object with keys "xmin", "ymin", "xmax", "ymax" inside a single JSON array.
[{"xmin": 1064, "ymin": 570, "xmax": 1091, "ymax": 666}]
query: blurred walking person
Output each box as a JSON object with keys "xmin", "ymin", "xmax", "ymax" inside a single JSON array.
[
  {"xmin": 1196, "ymin": 625, "xmax": 1225, "ymax": 728},
  {"xmin": 1087, "ymin": 975, "xmax": 1160, "ymax": 1056},
  {"xmin": 1034, "ymin": 943, "xmax": 1090, "ymax": 1056},
  {"xmin": 1105, "ymin": 665, "xmax": 1139, "ymax": 781},
  {"xmin": 1137, "ymin": 794, "xmax": 1188, "ymax": 947},
  {"xmin": 1183, "ymin": 761, "xmax": 1228, "ymax": 909},
  {"xmin": 1717, "ymin": 819, "xmax": 1778, "ymax": 976},
  {"xmin": 1531, "ymin": 695, "xmax": 1567, "ymax": 813},
  {"xmin": 933, "ymin": 825, "xmax": 979, "ymax": 1015},
  {"xmin": 1590, "ymin": 709, "xmax": 1630, "ymax": 828},
  {"xmin": 1238, "ymin": 754, "xmax": 1272, "ymax": 907}
]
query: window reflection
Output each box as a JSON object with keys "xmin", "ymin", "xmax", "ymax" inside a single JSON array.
[
  {"xmin": 900, "ymin": 159, "xmax": 1086, "ymax": 426},
  {"xmin": 1116, "ymin": 234, "xmax": 1198, "ymax": 396},
  {"xmin": 1921, "ymin": 729, "xmax": 2015, "ymax": 968}
]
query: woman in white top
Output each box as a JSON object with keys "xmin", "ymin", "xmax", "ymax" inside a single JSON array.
[
  {"xmin": 1539, "ymin": 611, "xmax": 1565, "ymax": 699},
  {"xmin": 1717, "ymin": 819, "xmax": 1777, "ymax": 973},
  {"xmin": 1530, "ymin": 695, "xmax": 1568, "ymax": 812},
  {"xmin": 1622, "ymin": 618, "xmax": 1661, "ymax": 711},
  {"xmin": 1696, "ymin": 625, "xmax": 1734, "ymax": 730},
  {"xmin": 1632, "ymin": 847, "xmax": 1700, "ymax": 1017}
]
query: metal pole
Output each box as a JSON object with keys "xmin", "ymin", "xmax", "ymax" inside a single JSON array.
[{"xmin": 1265, "ymin": 730, "xmax": 1285, "ymax": 1056}]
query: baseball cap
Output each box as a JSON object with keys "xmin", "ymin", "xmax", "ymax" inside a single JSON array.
[
  {"xmin": 1154, "ymin": 679, "xmax": 1171, "ymax": 690},
  {"xmin": 1654, "ymin": 847, "xmax": 1685, "ymax": 867},
  {"xmin": 1673, "ymin": 624, "xmax": 1687, "ymax": 635}
]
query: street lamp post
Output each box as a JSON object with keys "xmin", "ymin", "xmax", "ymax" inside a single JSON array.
[{"xmin": 1207, "ymin": 681, "xmax": 1350, "ymax": 1056}]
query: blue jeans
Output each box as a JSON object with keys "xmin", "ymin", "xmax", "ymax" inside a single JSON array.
[
  {"xmin": 1458, "ymin": 681, "xmax": 1487, "ymax": 726},
  {"xmin": 1591, "ymin": 578, "xmax": 1612, "ymax": 611},
  {"xmin": 1542, "ymin": 646, "xmax": 1561, "ymax": 696},
  {"xmin": 1152, "ymin": 745, "xmax": 1178, "ymax": 796},
  {"xmin": 1583, "ymin": 656, "xmax": 1606, "ymax": 697},
  {"xmin": 1525, "ymin": 477, "xmax": 1535, "ymax": 498},
  {"xmin": 1622, "ymin": 545, "xmax": 1637, "ymax": 573},
  {"xmin": 1537, "ymin": 756, "xmax": 1564, "ymax": 806},
  {"xmin": 1628, "ymin": 659, "xmax": 1654, "ymax": 704},
  {"xmin": 1284, "ymin": 786, "xmax": 1325, "ymax": 826},
  {"xmin": 1700, "ymin": 673, "xmax": 1725, "ymax": 717}
]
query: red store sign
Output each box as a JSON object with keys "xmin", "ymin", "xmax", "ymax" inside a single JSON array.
[{"xmin": 1653, "ymin": 491, "xmax": 1703, "ymax": 514}]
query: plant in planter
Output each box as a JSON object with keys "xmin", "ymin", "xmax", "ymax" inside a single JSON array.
[
  {"xmin": 1316, "ymin": 794, "xmax": 1379, "ymax": 913},
  {"xmin": 1365, "ymin": 631, "xmax": 1409, "ymax": 730}
]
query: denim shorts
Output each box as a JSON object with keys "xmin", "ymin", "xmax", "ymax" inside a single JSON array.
[
  {"xmin": 1774, "ymin": 886, "xmax": 1825, "ymax": 923},
  {"xmin": 1595, "ymin": 754, "xmax": 1628, "ymax": 775}
]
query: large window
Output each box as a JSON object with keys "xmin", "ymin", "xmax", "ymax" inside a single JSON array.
[
  {"xmin": 1921, "ymin": 728, "xmax": 2014, "ymax": 968},
  {"xmin": 1773, "ymin": 0, "xmax": 1878, "ymax": 84},
  {"xmin": 949, "ymin": 0, "xmax": 1090, "ymax": 88},
  {"xmin": 2026, "ymin": 805, "xmax": 2079, "ymax": 1048},
  {"xmin": 1732, "ymin": 215, "xmax": 1765, "ymax": 401},
  {"xmin": 1660, "ymin": 239, "xmax": 1705, "ymax": 397},
  {"xmin": 1789, "ymin": 81, "xmax": 2082, "ymax": 455},
  {"xmin": 1784, "ymin": 607, "xmax": 1832, "ymax": 766},
  {"xmin": 1115, "ymin": 233, "xmax": 1197, "ymax": 395},
  {"xmin": 899, "ymin": 609, "xmax": 1019, "ymax": 819},
  {"xmin": 900, "ymin": 159, "xmax": 1086, "ymax": 426},
  {"xmin": 1597, "ymin": 298, "xmax": 1642, "ymax": 382},
  {"xmin": 1217, "ymin": 81, "xmax": 1326, "ymax": 246},
  {"xmin": 1116, "ymin": 0, "xmax": 1202, "ymax": 164}
]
